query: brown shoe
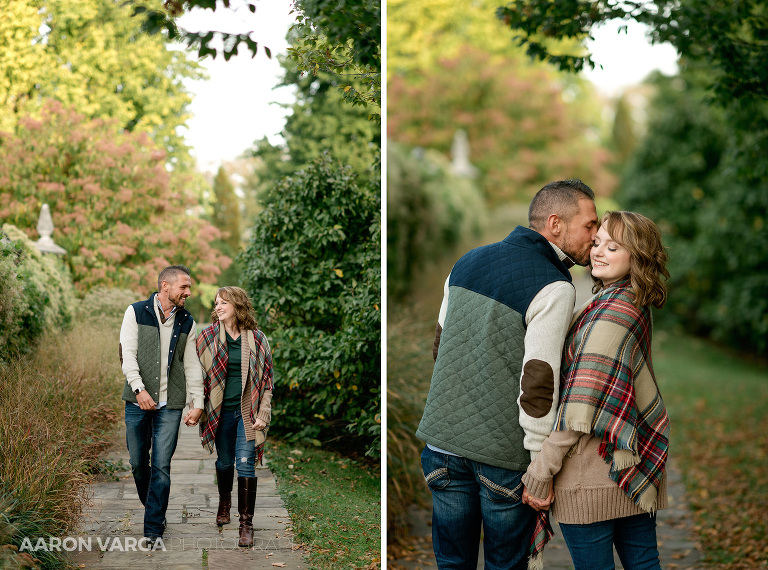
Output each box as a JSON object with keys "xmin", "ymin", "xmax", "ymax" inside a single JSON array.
[
  {"xmin": 215, "ymin": 468, "xmax": 234, "ymax": 526},
  {"xmin": 237, "ymin": 476, "xmax": 258, "ymax": 547}
]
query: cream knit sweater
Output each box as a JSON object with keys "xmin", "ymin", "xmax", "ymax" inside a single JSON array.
[{"xmin": 522, "ymin": 429, "xmax": 668, "ymax": 524}]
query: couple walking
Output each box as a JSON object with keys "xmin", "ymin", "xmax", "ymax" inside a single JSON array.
[
  {"xmin": 118, "ymin": 267, "xmax": 274, "ymax": 548},
  {"xmin": 417, "ymin": 179, "xmax": 671, "ymax": 570}
]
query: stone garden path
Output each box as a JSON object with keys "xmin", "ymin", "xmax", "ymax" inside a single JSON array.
[
  {"xmin": 70, "ymin": 419, "xmax": 308, "ymax": 569},
  {"xmin": 392, "ymin": 458, "xmax": 704, "ymax": 569}
]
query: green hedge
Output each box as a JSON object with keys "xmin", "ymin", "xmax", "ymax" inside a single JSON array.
[
  {"xmin": 387, "ymin": 140, "xmax": 487, "ymax": 301},
  {"xmin": 0, "ymin": 224, "xmax": 75, "ymax": 361},
  {"xmin": 241, "ymin": 154, "xmax": 381, "ymax": 458},
  {"xmin": 618, "ymin": 72, "xmax": 768, "ymax": 354}
]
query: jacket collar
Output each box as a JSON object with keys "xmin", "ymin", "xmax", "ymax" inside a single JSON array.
[{"xmin": 504, "ymin": 226, "xmax": 573, "ymax": 278}]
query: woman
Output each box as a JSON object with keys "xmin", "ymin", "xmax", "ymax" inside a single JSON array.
[
  {"xmin": 523, "ymin": 211, "xmax": 670, "ymax": 570},
  {"xmin": 196, "ymin": 286, "xmax": 274, "ymax": 547}
]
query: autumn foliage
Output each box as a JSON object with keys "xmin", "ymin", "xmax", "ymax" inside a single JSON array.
[
  {"xmin": 388, "ymin": 46, "xmax": 617, "ymax": 204},
  {"xmin": 0, "ymin": 101, "xmax": 229, "ymax": 294}
]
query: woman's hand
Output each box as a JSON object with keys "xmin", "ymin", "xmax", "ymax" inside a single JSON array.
[
  {"xmin": 252, "ymin": 417, "xmax": 267, "ymax": 430},
  {"xmin": 184, "ymin": 408, "xmax": 203, "ymax": 426},
  {"xmin": 522, "ymin": 484, "xmax": 555, "ymax": 512}
]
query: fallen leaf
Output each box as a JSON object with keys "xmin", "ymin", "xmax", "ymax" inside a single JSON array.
[{"xmin": 272, "ymin": 563, "xmax": 287, "ymax": 567}]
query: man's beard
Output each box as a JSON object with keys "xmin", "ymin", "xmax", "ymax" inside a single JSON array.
[
  {"xmin": 169, "ymin": 292, "xmax": 187, "ymax": 308},
  {"xmin": 569, "ymin": 250, "xmax": 591, "ymax": 266},
  {"xmin": 561, "ymin": 240, "xmax": 591, "ymax": 266}
]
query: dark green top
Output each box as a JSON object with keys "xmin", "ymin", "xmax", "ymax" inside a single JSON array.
[{"xmin": 222, "ymin": 332, "xmax": 242, "ymax": 411}]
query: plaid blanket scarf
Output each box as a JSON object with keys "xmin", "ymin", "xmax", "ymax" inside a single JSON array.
[
  {"xmin": 196, "ymin": 322, "xmax": 274, "ymax": 462},
  {"xmin": 529, "ymin": 279, "xmax": 670, "ymax": 569}
]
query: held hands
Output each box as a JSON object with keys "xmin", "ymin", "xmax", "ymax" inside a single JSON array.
[
  {"xmin": 184, "ymin": 408, "xmax": 203, "ymax": 427},
  {"xmin": 252, "ymin": 417, "xmax": 267, "ymax": 430},
  {"xmin": 522, "ymin": 483, "xmax": 555, "ymax": 512}
]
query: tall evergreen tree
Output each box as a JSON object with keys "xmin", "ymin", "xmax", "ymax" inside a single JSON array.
[
  {"xmin": 612, "ymin": 94, "xmax": 639, "ymax": 163},
  {"xmin": 212, "ymin": 166, "xmax": 241, "ymax": 251},
  {"xmin": 619, "ymin": 71, "xmax": 768, "ymax": 354}
]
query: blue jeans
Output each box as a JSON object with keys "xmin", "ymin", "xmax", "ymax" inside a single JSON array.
[
  {"xmin": 215, "ymin": 409, "xmax": 257, "ymax": 478},
  {"xmin": 421, "ymin": 446, "xmax": 535, "ymax": 570},
  {"xmin": 124, "ymin": 403, "xmax": 183, "ymax": 538},
  {"xmin": 559, "ymin": 513, "xmax": 661, "ymax": 570}
]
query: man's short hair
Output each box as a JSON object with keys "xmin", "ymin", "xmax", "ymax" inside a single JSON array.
[
  {"xmin": 157, "ymin": 265, "xmax": 191, "ymax": 291},
  {"xmin": 528, "ymin": 179, "xmax": 595, "ymax": 231}
]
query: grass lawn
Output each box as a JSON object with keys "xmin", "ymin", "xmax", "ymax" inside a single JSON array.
[
  {"xmin": 653, "ymin": 329, "xmax": 768, "ymax": 568},
  {"xmin": 268, "ymin": 439, "xmax": 381, "ymax": 569}
]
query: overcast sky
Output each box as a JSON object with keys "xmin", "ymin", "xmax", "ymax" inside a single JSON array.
[
  {"xmin": 178, "ymin": 1, "xmax": 298, "ymax": 173},
  {"xmin": 582, "ymin": 19, "xmax": 679, "ymax": 96}
]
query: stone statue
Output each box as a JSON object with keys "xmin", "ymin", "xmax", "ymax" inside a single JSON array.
[
  {"xmin": 451, "ymin": 129, "xmax": 479, "ymax": 178},
  {"xmin": 35, "ymin": 204, "xmax": 67, "ymax": 255}
]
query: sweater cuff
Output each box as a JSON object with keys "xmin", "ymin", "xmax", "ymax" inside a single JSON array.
[
  {"xmin": 257, "ymin": 390, "xmax": 272, "ymax": 425},
  {"xmin": 257, "ymin": 409, "xmax": 271, "ymax": 424},
  {"xmin": 522, "ymin": 471, "xmax": 552, "ymax": 500}
]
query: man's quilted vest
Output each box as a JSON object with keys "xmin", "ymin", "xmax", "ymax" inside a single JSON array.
[
  {"xmin": 416, "ymin": 226, "xmax": 572, "ymax": 471},
  {"xmin": 121, "ymin": 294, "xmax": 194, "ymax": 409}
]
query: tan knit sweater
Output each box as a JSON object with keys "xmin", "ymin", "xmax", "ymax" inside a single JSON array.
[
  {"xmin": 522, "ymin": 429, "xmax": 667, "ymax": 524},
  {"xmin": 236, "ymin": 329, "xmax": 272, "ymax": 442}
]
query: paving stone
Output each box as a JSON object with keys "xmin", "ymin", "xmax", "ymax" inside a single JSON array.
[{"xmin": 68, "ymin": 420, "xmax": 309, "ymax": 568}]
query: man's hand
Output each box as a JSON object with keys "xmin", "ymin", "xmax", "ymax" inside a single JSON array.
[
  {"xmin": 252, "ymin": 418, "xmax": 267, "ymax": 430},
  {"xmin": 184, "ymin": 408, "xmax": 203, "ymax": 426},
  {"xmin": 522, "ymin": 484, "xmax": 555, "ymax": 512},
  {"xmin": 136, "ymin": 390, "xmax": 157, "ymax": 411}
]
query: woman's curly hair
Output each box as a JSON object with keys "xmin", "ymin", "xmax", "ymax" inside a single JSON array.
[
  {"xmin": 592, "ymin": 211, "xmax": 670, "ymax": 309},
  {"xmin": 210, "ymin": 286, "xmax": 259, "ymax": 331}
]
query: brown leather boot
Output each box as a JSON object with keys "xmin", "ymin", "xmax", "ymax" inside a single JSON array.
[
  {"xmin": 237, "ymin": 476, "xmax": 258, "ymax": 547},
  {"xmin": 215, "ymin": 467, "xmax": 234, "ymax": 526}
]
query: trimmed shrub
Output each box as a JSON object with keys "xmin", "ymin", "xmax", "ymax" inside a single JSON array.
[
  {"xmin": 0, "ymin": 224, "xmax": 75, "ymax": 361},
  {"xmin": 387, "ymin": 140, "xmax": 487, "ymax": 301},
  {"xmin": 76, "ymin": 287, "xmax": 143, "ymax": 327},
  {"xmin": 241, "ymin": 153, "xmax": 381, "ymax": 458}
]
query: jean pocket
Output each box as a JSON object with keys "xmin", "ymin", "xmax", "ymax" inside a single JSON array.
[
  {"xmin": 477, "ymin": 465, "xmax": 523, "ymax": 503},
  {"xmin": 421, "ymin": 446, "xmax": 450, "ymax": 491}
]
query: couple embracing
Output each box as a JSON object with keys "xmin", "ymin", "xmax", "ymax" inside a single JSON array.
[
  {"xmin": 119, "ymin": 267, "xmax": 274, "ymax": 548},
  {"xmin": 417, "ymin": 179, "xmax": 670, "ymax": 570}
]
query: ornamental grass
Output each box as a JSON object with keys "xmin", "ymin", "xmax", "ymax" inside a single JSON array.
[{"xmin": 0, "ymin": 320, "xmax": 123, "ymax": 568}]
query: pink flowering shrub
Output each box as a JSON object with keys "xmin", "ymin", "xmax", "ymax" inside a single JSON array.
[{"xmin": 0, "ymin": 101, "xmax": 230, "ymax": 295}]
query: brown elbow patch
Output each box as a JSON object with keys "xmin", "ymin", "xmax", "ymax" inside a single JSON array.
[
  {"xmin": 432, "ymin": 323, "xmax": 442, "ymax": 362},
  {"xmin": 520, "ymin": 359, "xmax": 555, "ymax": 418}
]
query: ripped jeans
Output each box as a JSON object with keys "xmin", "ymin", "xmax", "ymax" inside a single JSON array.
[
  {"xmin": 420, "ymin": 445, "xmax": 535, "ymax": 570},
  {"xmin": 215, "ymin": 409, "xmax": 256, "ymax": 477}
]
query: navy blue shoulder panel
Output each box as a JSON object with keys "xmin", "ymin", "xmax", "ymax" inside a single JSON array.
[
  {"xmin": 449, "ymin": 226, "xmax": 572, "ymax": 316},
  {"xmin": 133, "ymin": 297, "xmax": 158, "ymax": 328},
  {"xmin": 132, "ymin": 294, "xmax": 193, "ymax": 334}
]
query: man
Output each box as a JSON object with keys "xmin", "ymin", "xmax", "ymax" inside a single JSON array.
[
  {"xmin": 119, "ymin": 265, "xmax": 204, "ymax": 544},
  {"xmin": 416, "ymin": 179, "xmax": 598, "ymax": 569}
]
